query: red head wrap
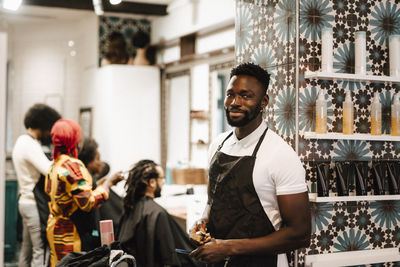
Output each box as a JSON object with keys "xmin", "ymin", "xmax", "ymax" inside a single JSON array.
[{"xmin": 51, "ymin": 119, "xmax": 82, "ymax": 159}]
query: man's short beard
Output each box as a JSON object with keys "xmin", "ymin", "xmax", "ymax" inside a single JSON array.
[
  {"xmin": 154, "ymin": 184, "xmax": 162, "ymax": 198},
  {"xmin": 225, "ymin": 104, "xmax": 262, "ymax": 127}
]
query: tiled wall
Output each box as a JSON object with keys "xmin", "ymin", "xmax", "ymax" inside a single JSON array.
[
  {"xmin": 299, "ymin": 0, "xmax": 400, "ymax": 194},
  {"xmin": 236, "ymin": 0, "xmax": 297, "ymax": 148},
  {"xmin": 98, "ymin": 16, "xmax": 150, "ymax": 66},
  {"xmin": 236, "ymin": 0, "xmax": 400, "ymax": 266}
]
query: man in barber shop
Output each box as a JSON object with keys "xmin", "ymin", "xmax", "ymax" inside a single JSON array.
[{"xmin": 190, "ymin": 63, "xmax": 311, "ymax": 267}]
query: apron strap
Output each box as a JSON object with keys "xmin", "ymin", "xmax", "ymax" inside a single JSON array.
[
  {"xmin": 251, "ymin": 127, "xmax": 268, "ymax": 157},
  {"xmin": 217, "ymin": 131, "xmax": 234, "ymax": 151}
]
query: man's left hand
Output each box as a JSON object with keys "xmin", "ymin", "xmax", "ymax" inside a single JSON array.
[{"xmin": 189, "ymin": 239, "xmax": 230, "ymax": 263}]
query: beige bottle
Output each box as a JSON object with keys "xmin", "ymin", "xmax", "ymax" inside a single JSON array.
[
  {"xmin": 316, "ymin": 90, "xmax": 327, "ymax": 134},
  {"xmin": 391, "ymin": 93, "xmax": 400, "ymax": 136},
  {"xmin": 371, "ymin": 92, "xmax": 382, "ymax": 135},
  {"xmin": 343, "ymin": 90, "xmax": 354, "ymax": 134}
]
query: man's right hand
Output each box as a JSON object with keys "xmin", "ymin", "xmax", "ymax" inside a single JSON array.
[{"xmin": 189, "ymin": 219, "xmax": 212, "ymax": 245}]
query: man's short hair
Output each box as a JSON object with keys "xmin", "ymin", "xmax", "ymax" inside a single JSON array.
[
  {"xmin": 24, "ymin": 104, "xmax": 61, "ymax": 131},
  {"xmin": 230, "ymin": 62, "xmax": 271, "ymax": 94},
  {"xmin": 78, "ymin": 137, "xmax": 98, "ymax": 167},
  {"xmin": 132, "ymin": 30, "xmax": 150, "ymax": 49}
]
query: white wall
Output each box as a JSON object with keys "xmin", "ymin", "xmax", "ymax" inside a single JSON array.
[
  {"xmin": 6, "ymin": 14, "xmax": 98, "ymax": 147},
  {"xmin": 80, "ymin": 66, "xmax": 161, "ymax": 173},
  {"xmin": 151, "ymin": 0, "xmax": 235, "ymax": 44}
]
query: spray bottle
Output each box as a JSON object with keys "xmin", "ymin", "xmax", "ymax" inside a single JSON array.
[
  {"xmin": 391, "ymin": 93, "xmax": 400, "ymax": 136},
  {"xmin": 371, "ymin": 92, "xmax": 382, "ymax": 135},
  {"xmin": 343, "ymin": 90, "xmax": 354, "ymax": 135},
  {"xmin": 316, "ymin": 90, "xmax": 327, "ymax": 134}
]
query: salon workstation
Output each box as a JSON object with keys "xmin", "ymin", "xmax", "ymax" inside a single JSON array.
[{"xmin": 1, "ymin": 0, "xmax": 400, "ymax": 267}]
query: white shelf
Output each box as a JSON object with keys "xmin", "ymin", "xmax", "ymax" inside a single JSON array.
[
  {"xmin": 304, "ymin": 132, "xmax": 400, "ymax": 141},
  {"xmin": 305, "ymin": 248, "xmax": 400, "ymax": 267},
  {"xmin": 309, "ymin": 194, "xmax": 400, "ymax": 202},
  {"xmin": 305, "ymin": 70, "xmax": 400, "ymax": 83}
]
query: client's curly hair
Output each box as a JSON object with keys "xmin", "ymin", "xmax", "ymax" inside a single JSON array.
[{"xmin": 123, "ymin": 159, "xmax": 160, "ymax": 213}]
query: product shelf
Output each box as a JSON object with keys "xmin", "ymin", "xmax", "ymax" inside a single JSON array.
[
  {"xmin": 304, "ymin": 132, "xmax": 400, "ymax": 142},
  {"xmin": 304, "ymin": 70, "xmax": 400, "ymax": 84},
  {"xmin": 309, "ymin": 194, "xmax": 400, "ymax": 202}
]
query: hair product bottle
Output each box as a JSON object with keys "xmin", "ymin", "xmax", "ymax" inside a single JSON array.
[
  {"xmin": 391, "ymin": 93, "xmax": 400, "ymax": 136},
  {"xmin": 343, "ymin": 90, "xmax": 354, "ymax": 135},
  {"xmin": 371, "ymin": 92, "xmax": 382, "ymax": 135},
  {"xmin": 316, "ymin": 90, "xmax": 327, "ymax": 134},
  {"xmin": 355, "ymin": 31, "xmax": 367, "ymax": 75},
  {"xmin": 321, "ymin": 27, "xmax": 333, "ymax": 73},
  {"xmin": 389, "ymin": 34, "xmax": 400, "ymax": 77}
]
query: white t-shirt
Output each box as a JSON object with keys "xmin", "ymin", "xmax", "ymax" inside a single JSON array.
[
  {"xmin": 12, "ymin": 134, "xmax": 52, "ymax": 204},
  {"xmin": 208, "ymin": 121, "xmax": 307, "ymax": 267}
]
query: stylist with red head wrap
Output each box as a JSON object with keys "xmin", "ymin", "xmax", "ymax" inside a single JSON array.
[{"xmin": 45, "ymin": 119, "xmax": 122, "ymax": 267}]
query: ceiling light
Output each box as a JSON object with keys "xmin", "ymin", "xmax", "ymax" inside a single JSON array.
[
  {"xmin": 70, "ymin": 50, "xmax": 77, "ymax": 57},
  {"xmin": 110, "ymin": 0, "xmax": 122, "ymax": 4},
  {"xmin": 3, "ymin": 0, "xmax": 22, "ymax": 11},
  {"xmin": 68, "ymin": 40, "xmax": 74, "ymax": 47}
]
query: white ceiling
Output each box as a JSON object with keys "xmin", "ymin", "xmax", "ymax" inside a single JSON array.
[{"xmin": 0, "ymin": 5, "xmax": 92, "ymax": 25}]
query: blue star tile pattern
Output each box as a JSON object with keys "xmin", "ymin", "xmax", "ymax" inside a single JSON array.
[
  {"xmin": 310, "ymin": 203, "xmax": 334, "ymax": 233},
  {"xmin": 300, "ymin": 0, "xmax": 334, "ymax": 41},
  {"xmin": 370, "ymin": 1, "xmax": 400, "ymax": 46},
  {"xmin": 333, "ymin": 140, "xmax": 371, "ymax": 161},
  {"xmin": 252, "ymin": 45, "xmax": 276, "ymax": 69},
  {"xmin": 333, "ymin": 229, "xmax": 370, "ymax": 251},
  {"xmin": 370, "ymin": 200, "xmax": 400, "ymax": 228},
  {"xmin": 274, "ymin": 0, "xmax": 296, "ymax": 42},
  {"xmin": 235, "ymin": 2, "xmax": 254, "ymax": 57},
  {"xmin": 275, "ymin": 87, "xmax": 296, "ymax": 137}
]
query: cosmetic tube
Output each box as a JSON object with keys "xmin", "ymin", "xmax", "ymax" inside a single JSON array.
[
  {"xmin": 389, "ymin": 34, "xmax": 400, "ymax": 77},
  {"xmin": 391, "ymin": 93, "xmax": 400, "ymax": 136},
  {"xmin": 321, "ymin": 27, "xmax": 333, "ymax": 73},
  {"xmin": 371, "ymin": 92, "xmax": 382, "ymax": 135},
  {"xmin": 316, "ymin": 90, "xmax": 327, "ymax": 134},
  {"xmin": 343, "ymin": 90, "xmax": 354, "ymax": 134},
  {"xmin": 355, "ymin": 31, "xmax": 367, "ymax": 75}
]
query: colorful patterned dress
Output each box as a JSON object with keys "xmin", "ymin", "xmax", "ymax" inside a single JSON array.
[{"xmin": 45, "ymin": 154, "xmax": 109, "ymax": 267}]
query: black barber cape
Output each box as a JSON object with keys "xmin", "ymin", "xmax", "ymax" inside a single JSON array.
[{"xmin": 118, "ymin": 196, "xmax": 200, "ymax": 267}]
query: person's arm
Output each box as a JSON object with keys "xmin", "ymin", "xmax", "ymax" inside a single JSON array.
[
  {"xmin": 190, "ymin": 192, "xmax": 311, "ymax": 263},
  {"xmin": 63, "ymin": 160, "xmax": 109, "ymax": 212},
  {"xmin": 25, "ymin": 138, "xmax": 52, "ymax": 177}
]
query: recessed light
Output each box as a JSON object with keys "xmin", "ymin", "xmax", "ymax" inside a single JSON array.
[
  {"xmin": 70, "ymin": 50, "xmax": 77, "ymax": 57},
  {"xmin": 68, "ymin": 40, "xmax": 75, "ymax": 47},
  {"xmin": 3, "ymin": 0, "xmax": 22, "ymax": 11},
  {"xmin": 110, "ymin": 0, "xmax": 122, "ymax": 5}
]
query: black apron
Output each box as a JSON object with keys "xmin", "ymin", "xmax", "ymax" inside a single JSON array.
[{"xmin": 207, "ymin": 128, "xmax": 278, "ymax": 267}]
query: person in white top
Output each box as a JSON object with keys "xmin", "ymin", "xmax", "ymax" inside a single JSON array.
[
  {"xmin": 190, "ymin": 63, "xmax": 311, "ymax": 267},
  {"xmin": 12, "ymin": 104, "xmax": 61, "ymax": 267}
]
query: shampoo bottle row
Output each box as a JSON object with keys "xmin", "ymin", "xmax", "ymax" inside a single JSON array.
[{"xmin": 315, "ymin": 91, "xmax": 400, "ymax": 136}]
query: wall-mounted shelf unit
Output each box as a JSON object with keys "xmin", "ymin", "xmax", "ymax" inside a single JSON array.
[
  {"xmin": 304, "ymin": 132, "xmax": 400, "ymax": 141},
  {"xmin": 305, "ymin": 248, "xmax": 400, "ymax": 267},
  {"xmin": 305, "ymin": 70, "xmax": 400, "ymax": 84},
  {"xmin": 309, "ymin": 194, "xmax": 400, "ymax": 202}
]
